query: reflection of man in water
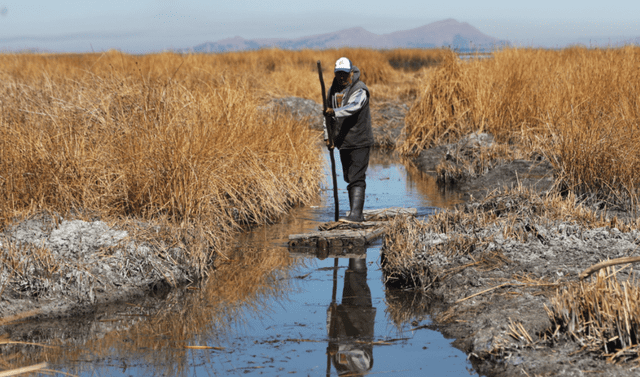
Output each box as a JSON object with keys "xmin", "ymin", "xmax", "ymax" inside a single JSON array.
[{"xmin": 327, "ymin": 258, "xmax": 376, "ymax": 375}]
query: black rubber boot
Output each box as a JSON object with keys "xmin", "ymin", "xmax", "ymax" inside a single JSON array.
[
  {"xmin": 338, "ymin": 188, "xmax": 355, "ymax": 223},
  {"xmin": 339, "ymin": 186, "xmax": 365, "ymax": 223}
]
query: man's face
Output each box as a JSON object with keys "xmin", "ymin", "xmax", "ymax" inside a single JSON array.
[{"xmin": 335, "ymin": 71, "xmax": 351, "ymax": 87}]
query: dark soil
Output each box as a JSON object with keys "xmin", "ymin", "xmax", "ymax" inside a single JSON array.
[{"xmin": 412, "ymin": 133, "xmax": 555, "ymax": 201}]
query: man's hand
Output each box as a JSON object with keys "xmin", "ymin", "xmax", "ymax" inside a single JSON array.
[{"xmin": 323, "ymin": 108, "xmax": 334, "ymax": 117}]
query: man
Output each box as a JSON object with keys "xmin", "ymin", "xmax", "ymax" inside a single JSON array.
[
  {"xmin": 323, "ymin": 57, "xmax": 374, "ymax": 223},
  {"xmin": 326, "ymin": 257, "xmax": 376, "ymax": 374}
]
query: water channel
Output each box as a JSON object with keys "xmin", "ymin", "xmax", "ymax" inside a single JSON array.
[{"xmin": 28, "ymin": 150, "xmax": 479, "ymax": 376}]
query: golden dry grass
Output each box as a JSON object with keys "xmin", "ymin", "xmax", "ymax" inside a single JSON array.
[
  {"xmin": 8, "ymin": 45, "xmax": 640, "ymax": 368},
  {"xmin": 547, "ymin": 268, "xmax": 640, "ymax": 363},
  {"xmin": 0, "ymin": 47, "xmax": 449, "ymax": 279},
  {"xmin": 0, "ymin": 51, "xmax": 325, "ymax": 275},
  {"xmin": 202, "ymin": 47, "xmax": 447, "ymax": 101},
  {"xmin": 402, "ymin": 46, "xmax": 640, "ymax": 210},
  {"xmin": 0, "ymin": 47, "xmax": 448, "ymax": 372},
  {"xmin": 390, "ymin": 46, "xmax": 640, "ymax": 362}
]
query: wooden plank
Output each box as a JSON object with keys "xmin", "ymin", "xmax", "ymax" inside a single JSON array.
[
  {"xmin": 288, "ymin": 229, "xmax": 369, "ymax": 240},
  {"xmin": 288, "ymin": 228, "xmax": 371, "ymax": 248},
  {"xmin": 318, "ymin": 221, "xmax": 386, "ymax": 231},
  {"xmin": 289, "ymin": 247, "xmax": 367, "ymax": 259},
  {"xmin": 288, "ymin": 226, "xmax": 386, "ymax": 248},
  {"xmin": 362, "ymin": 207, "xmax": 417, "ymax": 221},
  {"xmin": 364, "ymin": 227, "xmax": 386, "ymax": 243},
  {"xmin": 288, "ymin": 207, "xmax": 416, "ymax": 249}
]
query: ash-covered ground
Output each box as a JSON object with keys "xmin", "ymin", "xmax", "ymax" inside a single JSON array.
[
  {"xmin": 0, "ymin": 214, "xmax": 194, "ymax": 320},
  {"xmin": 384, "ymin": 132, "xmax": 640, "ymax": 376}
]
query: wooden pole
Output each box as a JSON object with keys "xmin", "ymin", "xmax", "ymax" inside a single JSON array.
[{"xmin": 318, "ymin": 61, "xmax": 340, "ymax": 222}]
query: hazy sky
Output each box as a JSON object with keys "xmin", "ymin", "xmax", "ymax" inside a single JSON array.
[{"xmin": 1, "ymin": 0, "xmax": 639, "ymax": 53}]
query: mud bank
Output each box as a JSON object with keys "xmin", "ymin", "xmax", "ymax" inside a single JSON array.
[
  {"xmin": 385, "ymin": 136, "xmax": 640, "ymax": 376},
  {"xmin": 411, "ymin": 132, "xmax": 555, "ymax": 201},
  {"xmin": 0, "ymin": 214, "xmax": 195, "ymax": 320}
]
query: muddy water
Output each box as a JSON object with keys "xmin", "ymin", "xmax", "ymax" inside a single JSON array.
[{"xmin": 27, "ymin": 151, "xmax": 475, "ymax": 376}]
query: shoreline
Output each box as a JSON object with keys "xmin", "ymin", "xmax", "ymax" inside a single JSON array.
[
  {"xmin": 0, "ymin": 215, "xmax": 196, "ymax": 320},
  {"xmin": 384, "ymin": 133, "xmax": 640, "ymax": 376}
]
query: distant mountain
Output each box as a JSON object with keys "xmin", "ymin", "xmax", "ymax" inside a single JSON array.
[
  {"xmin": 385, "ymin": 19, "xmax": 501, "ymax": 49},
  {"xmin": 187, "ymin": 19, "xmax": 509, "ymax": 53}
]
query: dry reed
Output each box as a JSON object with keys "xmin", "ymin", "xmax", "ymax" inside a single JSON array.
[
  {"xmin": 402, "ymin": 46, "xmax": 640, "ymax": 210},
  {"xmin": 0, "ymin": 47, "xmax": 451, "ymax": 288},
  {"xmin": 382, "ymin": 185, "xmax": 638, "ymax": 290},
  {"xmin": 0, "ymin": 51, "xmax": 323, "ymax": 277},
  {"xmin": 547, "ymin": 268, "xmax": 640, "ymax": 362},
  {"xmin": 0, "ymin": 48, "xmax": 446, "ymax": 372}
]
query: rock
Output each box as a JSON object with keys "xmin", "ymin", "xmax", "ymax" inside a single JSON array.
[
  {"xmin": 263, "ymin": 97, "xmax": 323, "ymax": 130},
  {"xmin": 264, "ymin": 96, "xmax": 408, "ymax": 148}
]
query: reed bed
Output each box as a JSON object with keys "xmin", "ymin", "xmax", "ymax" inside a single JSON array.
[
  {"xmin": 0, "ymin": 51, "xmax": 324, "ymax": 277},
  {"xmin": 192, "ymin": 47, "xmax": 447, "ymax": 101},
  {"xmin": 0, "ymin": 47, "xmax": 450, "ymax": 279},
  {"xmin": 393, "ymin": 47, "xmax": 640, "ymax": 363},
  {"xmin": 0, "ymin": 48, "xmax": 450, "ymax": 370},
  {"xmin": 402, "ymin": 46, "xmax": 640, "ymax": 210},
  {"xmin": 547, "ymin": 268, "xmax": 640, "ymax": 363},
  {"xmin": 389, "ymin": 186, "xmax": 635, "ymax": 244},
  {"xmin": 385, "ymin": 48, "xmax": 450, "ymax": 72}
]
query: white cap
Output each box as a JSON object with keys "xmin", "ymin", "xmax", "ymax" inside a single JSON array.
[{"xmin": 334, "ymin": 57, "xmax": 352, "ymax": 73}]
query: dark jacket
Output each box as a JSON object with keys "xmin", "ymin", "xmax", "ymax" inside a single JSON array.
[{"xmin": 327, "ymin": 66, "xmax": 374, "ymax": 149}]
